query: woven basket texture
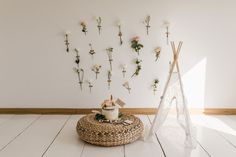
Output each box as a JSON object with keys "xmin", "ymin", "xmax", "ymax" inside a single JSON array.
[{"xmin": 76, "ymin": 114, "xmax": 144, "ymax": 147}]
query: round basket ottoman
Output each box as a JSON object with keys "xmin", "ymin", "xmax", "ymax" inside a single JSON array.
[{"xmin": 76, "ymin": 114, "xmax": 144, "ymax": 147}]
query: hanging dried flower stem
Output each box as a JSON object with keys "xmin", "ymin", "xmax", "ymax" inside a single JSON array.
[
  {"xmin": 131, "ymin": 59, "xmax": 142, "ymax": 77},
  {"xmin": 131, "ymin": 36, "xmax": 143, "ymax": 55},
  {"xmin": 73, "ymin": 68, "xmax": 84, "ymax": 91},
  {"xmin": 96, "ymin": 17, "xmax": 102, "ymax": 35},
  {"xmin": 74, "ymin": 48, "xmax": 80, "ymax": 67},
  {"xmin": 153, "ymin": 79, "xmax": 159, "ymax": 95},
  {"xmin": 117, "ymin": 21, "xmax": 123, "ymax": 45},
  {"xmin": 154, "ymin": 47, "xmax": 161, "ymax": 61},
  {"xmin": 144, "ymin": 15, "xmax": 151, "ymax": 35},
  {"xmin": 164, "ymin": 21, "xmax": 170, "ymax": 45},
  {"xmin": 80, "ymin": 21, "xmax": 87, "ymax": 35},
  {"xmin": 107, "ymin": 70, "xmax": 112, "ymax": 89},
  {"xmin": 121, "ymin": 64, "xmax": 127, "ymax": 78},
  {"xmin": 123, "ymin": 81, "xmax": 131, "ymax": 94},
  {"xmin": 92, "ymin": 64, "xmax": 102, "ymax": 79},
  {"xmin": 89, "ymin": 43, "xmax": 96, "ymax": 59},
  {"xmin": 64, "ymin": 31, "xmax": 70, "ymax": 53},
  {"xmin": 87, "ymin": 80, "xmax": 94, "ymax": 93},
  {"xmin": 106, "ymin": 47, "xmax": 114, "ymax": 70},
  {"xmin": 72, "ymin": 49, "xmax": 84, "ymax": 91}
]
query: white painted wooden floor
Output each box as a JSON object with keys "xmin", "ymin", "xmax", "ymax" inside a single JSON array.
[{"xmin": 0, "ymin": 115, "xmax": 236, "ymax": 157}]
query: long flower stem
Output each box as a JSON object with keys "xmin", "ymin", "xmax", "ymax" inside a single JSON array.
[
  {"xmin": 109, "ymin": 60, "xmax": 112, "ymax": 70},
  {"xmin": 98, "ymin": 26, "xmax": 101, "ymax": 35}
]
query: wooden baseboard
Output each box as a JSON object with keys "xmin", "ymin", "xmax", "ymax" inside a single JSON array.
[
  {"xmin": 203, "ymin": 108, "xmax": 236, "ymax": 115},
  {"xmin": 0, "ymin": 108, "xmax": 157, "ymax": 115},
  {"xmin": 0, "ymin": 108, "xmax": 235, "ymax": 115}
]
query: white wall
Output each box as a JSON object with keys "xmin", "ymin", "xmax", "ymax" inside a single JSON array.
[{"xmin": 0, "ymin": 0, "xmax": 235, "ymax": 108}]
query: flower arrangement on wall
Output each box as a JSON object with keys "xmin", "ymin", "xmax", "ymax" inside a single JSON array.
[
  {"xmin": 64, "ymin": 31, "xmax": 70, "ymax": 53},
  {"xmin": 131, "ymin": 36, "xmax": 143, "ymax": 55},
  {"xmin": 92, "ymin": 64, "xmax": 102, "ymax": 79},
  {"xmin": 74, "ymin": 48, "xmax": 80, "ymax": 67},
  {"xmin": 87, "ymin": 80, "xmax": 94, "ymax": 93},
  {"xmin": 132, "ymin": 59, "xmax": 142, "ymax": 77},
  {"xmin": 80, "ymin": 21, "xmax": 87, "ymax": 35},
  {"xmin": 107, "ymin": 70, "xmax": 112, "ymax": 89},
  {"xmin": 89, "ymin": 43, "xmax": 96, "ymax": 59},
  {"xmin": 96, "ymin": 17, "xmax": 102, "ymax": 35},
  {"xmin": 117, "ymin": 21, "xmax": 123, "ymax": 45},
  {"xmin": 73, "ymin": 68, "xmax": 84, "ymax": 91},
  {"xmin": 152, "ymin": 79, "xmax": 159, "ymax": 95},
  {"xmin": 154, "ymin": 47, "xmax": 161, "ymax": 61},
  {"xmin": 143, "ymin": 15, "xmax": 151, "ymax": 35},
  {"xmin": 73, "ymin": 49, "xmax": 84, "ymax": 90},
  {"xmin": 106, "ymin": 47, "xmax": 114, "ymax": 70},
  {"xmin": 63, "ymin": 15, "xmax": 171, "ymax": 95},
  {"xmin": 121, "ymin": 64, "xmax": 127, "ymax": 78},
  {"xmin": 123, "ymin": 81, "xmax": 131, "ymax": 94},
  {"xmin": 163, "ymin": 21, "xmax": 170, "ymax": 45}
]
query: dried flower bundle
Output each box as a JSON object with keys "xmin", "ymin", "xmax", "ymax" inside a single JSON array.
[
  {"xmin": 80, "ymin": 21, "xmax": 87, "ymax": 35},
  {"xmin": 132, "ymin": 59, "xmax": 142, "ymax": 77},
  {"xmin": 73, "ymin": 68, "xmax": 84, "ymax": 91},
  {"xmin": 107, "ymin": 70, "xmax": 112, "ymax": 89},
  {"xmin": 121, "ymin": 64, "xmax": 127, "ymax": 78},
  {"xmin": 123, "ymin": 81, "xmax": 131, "ymax": 94},
  {"xmin": 153, "ymin": 79, "xmax": 159, "ymax": 95},
  {"xmin": 87, "ymin": 80, "xmax": 94, "ymax": 93},
  {"xmin": 144, "ymin": 15, "xmax": 151, "ymax": 35},
  {"xmin": 89, "ymin": 43, "xmax": 96, "ymax": 59},
  {"xmin": 164, "ymin": 21, "xmax": 170, "ymax": 45},
  {"xmin": 64, "ymin": 31, "xmax": 70, "ymax": 53},
  {"xmin": 106, "ymin": 47, "xmax": 114, "ymax": 70},
  {"xmin": 92, "ymin": 64, "xmax": 102, "ymax": 79},
  {"xmin": 74, "ymin": 48, "xmax": 80, "ymax": 66},
  {"xmin": 117, "ymin": 21, "xmax": 123, "ymax": 45},
  {"xmin": 96, "ymin": 17, "xmax": 102, "ymax": 35},
  {"xmin": 154, "ymin": 47, "xmax": 161, "ymax": 61}
]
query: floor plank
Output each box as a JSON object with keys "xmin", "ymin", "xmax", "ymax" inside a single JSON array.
[
  {"xmin": 81, "ymin": 143, "xmax": 124, "ymax": 157},
  {"xmin": 0, "ymin": 115, "xmax": 69, "ymax": 157},
  {"xmin": 0, "ymin": 115, "xmax": 15, "ymax": 126},
  {"xmin": 148, "ymin": 115, "xmax": 209, "ymax": 157},
  {"xmin": 0, "ymin": 115, "xmax": 40, "ymax": 151},
  {"xmin": 191, "ymin": 115, "xmax": 236, "ymax": 156},
  {"xmin": 125, "ymin": 115, "xmax": 165, "ymax": 157},
  {"xmin": 43, "ymin": 115, "xmax": 85, "ymax": 157}
]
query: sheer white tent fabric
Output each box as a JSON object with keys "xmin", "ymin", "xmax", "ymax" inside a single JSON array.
[{"xmin": 145, "ymin": 42, "xmax": 196, "ymax": 149}]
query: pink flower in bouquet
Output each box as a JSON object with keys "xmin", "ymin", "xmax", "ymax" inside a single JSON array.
[
  {"xmin": 80, "ymin": 21, "xmax": 86, "ymax": 27},
  {"xmin": 132, "ymin": 36, "xmax": 140, "ymax": 42}
]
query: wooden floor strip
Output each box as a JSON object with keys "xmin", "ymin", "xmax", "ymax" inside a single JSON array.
[
  {"xmin": 42, "ymin": 115, "xmax": 85, "ymax": 157},
  {"xmin": 124, "ymin": 115, "xmax": 165, "ymax": 157},
  {"xmin": 0, "ymin": 115, "xmax": 15, "ymax": 126},
  {"xmin": 0, "ymin": 115, "xmax": 40, "ymax": 151},
  {"xmin": 190, "ymin": 115, "xmax": 236, "ymax": 157},
  {"xmin": 193, "ymin": 115, "xmax": 236, "ymax": 149},
  {"xmin": 0, "ymin": 115, "xmax": 69, "ymax": 157},
  {"xmin": 41, "ymin": 115, "xmax": 72, "ymax": 157},
  {"xmin": 81, "ymin": 137, "xmax": 124, "ymax": 157},
  {"xmin": 148, "ymin": 115, "xmax": 210, "ymax": 157}
]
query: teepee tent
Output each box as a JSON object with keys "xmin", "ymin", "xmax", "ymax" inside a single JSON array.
[{"xmin": 148, "ymin": 41, "xmax": 196, "ymax": 148}]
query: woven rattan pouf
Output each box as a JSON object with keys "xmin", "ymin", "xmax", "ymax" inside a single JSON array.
[{"xmin": 76, "ymin": 114, "xmax": 144, "ymax": 147}]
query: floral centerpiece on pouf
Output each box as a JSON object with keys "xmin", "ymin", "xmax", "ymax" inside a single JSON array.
[{"xmin": 101, "ymin": 95, "xmax": 119, "ymax": 120}]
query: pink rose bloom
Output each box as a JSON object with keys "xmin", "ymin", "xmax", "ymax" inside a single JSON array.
[{"xmin": 132, "ymin": 36, "xmax": 140, "ymax": 41}]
